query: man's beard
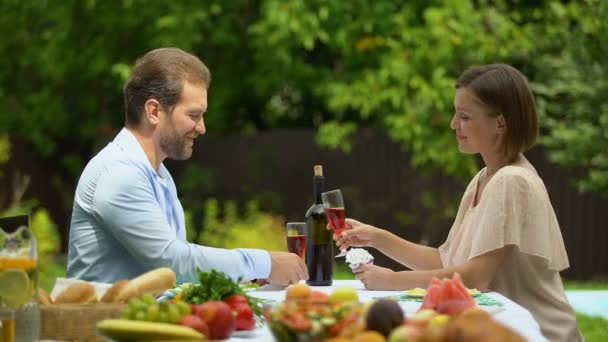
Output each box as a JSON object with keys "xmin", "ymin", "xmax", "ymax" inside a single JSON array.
[{"xmin": 160, "ymin": 120, "xmax": 192, "ymax": 160}]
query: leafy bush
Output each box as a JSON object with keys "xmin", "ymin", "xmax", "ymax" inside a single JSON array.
[{"xmin": 186, "ymin": 198, "xmax": 287, "ymax": 252}]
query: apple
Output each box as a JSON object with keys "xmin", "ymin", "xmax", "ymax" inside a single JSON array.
[
  {"xmin": 428, "ymin": 314, "xmax": 450, "ymax": 328},
  {"xmin": 190, "ymin": 304, "xmax": 205, "ymax": 317},
  {"xmin": 179, "ymin": 314, "xmax": 209, "ymax": 337},
  {"xmin": 407, "ymin": 309, "xmax": 437, "ymax": 328},
  {"xmin": 196, "ymin": 300, "xmax": 236, "ymax": 339},
  {"xmin": 388, "ymin": 325, "xmax": 420, "ymax": 342}
]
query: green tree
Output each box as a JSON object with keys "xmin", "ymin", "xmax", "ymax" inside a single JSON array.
[
  {"xmin": 1, "ymin": 0, "xmax": 606, "ymax": 199},
  {"xmin": 531, "ymin": 0, "xmax": 608, "ymax": 194}
]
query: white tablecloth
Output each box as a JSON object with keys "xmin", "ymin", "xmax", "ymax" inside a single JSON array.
[{"xmin": 231, "ymin": 280, "xmax": 548, "ymax": 342}]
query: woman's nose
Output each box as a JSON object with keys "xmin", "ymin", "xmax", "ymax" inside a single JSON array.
[{"xmin": 450, "ymin": 114, "xmax": 457, "ymax": 130}]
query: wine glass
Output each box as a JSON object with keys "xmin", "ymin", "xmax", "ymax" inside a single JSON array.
[
  {"xmin": 286, "ymin": 222, "xmax": 307, "ymax": 260},
  {"xmin": 321, "ymin": 189, "xmax": 348, "ymax": 258},
  {"xmin": 0, "ymin": 215, "xmax": 40, "ymax": 342}
]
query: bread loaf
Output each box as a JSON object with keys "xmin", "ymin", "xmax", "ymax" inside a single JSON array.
[
  {"xmin": 115, "ymin": 267, "xmax": 176, "ymax": 303},
  {"xmin": 38, "ymin": 288, "xmax": 53, "ymax": 305},
  {"xmin": 55, "ymin": 282, "xmax": 98, "ymax": 304},
  {"xmin": 100, "ymin": 280, "xmax": 129, "ymax": 303}
]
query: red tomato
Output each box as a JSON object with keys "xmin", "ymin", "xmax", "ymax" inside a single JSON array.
[
  {"xmin": 285, "ymin": 312, "xmax": 312, "ymax": 332},
  {"xmin": 225, "ymin": 294, "xmax": 249, "ymax": 307},
  {"xmin": 224, "ymin": 295, "xmax": 256, "ymax": 331}
]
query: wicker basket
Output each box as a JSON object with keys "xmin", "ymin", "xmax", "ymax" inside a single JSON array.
[{"xmin": 40, "ymin": 303, "xmax": 126, "ymax": 342}]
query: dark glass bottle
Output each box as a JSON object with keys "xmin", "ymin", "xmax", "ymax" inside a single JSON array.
[{"xmin": 305, "ymin": 165, "xmax": 333, "ymax": 286}]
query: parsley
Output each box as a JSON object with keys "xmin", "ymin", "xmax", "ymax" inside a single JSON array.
[{"xmin": 183, "ymin": 269, "xmax": 265, "ymax": 316}]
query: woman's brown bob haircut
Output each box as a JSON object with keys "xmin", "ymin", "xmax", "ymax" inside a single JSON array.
[
  {"xmin": 455, "ymin": 64, "xmax": 538, "ymax": 158},
  {"xmin": 124, "ymin": 47, "xmax": 211, "ymax": 127}
]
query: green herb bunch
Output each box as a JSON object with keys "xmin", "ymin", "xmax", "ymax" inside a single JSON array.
[{"xmin": 183, "ymin": 269, "xmax": 266, "ymax": 316}]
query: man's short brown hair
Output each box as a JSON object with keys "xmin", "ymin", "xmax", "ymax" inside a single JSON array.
[
  {"xmin": 124, "ymin": 47, "xmax": 211, "ymax": 126},
  {"xmin": 455, "ymin": 64, "xmax": 538, "ymax": 158}
]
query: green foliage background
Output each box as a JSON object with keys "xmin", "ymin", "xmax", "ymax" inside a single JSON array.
[
  {"xmin": 0, "ymin": 0, "xmax": 606, "ymax": 192},
  {"xmin": 0, "ymin": 2, "xmax": 607, "ymax": 338}
]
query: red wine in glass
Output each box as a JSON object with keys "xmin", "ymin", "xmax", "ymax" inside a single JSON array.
[
  {"xmin": 287, "ymin": 235, "xmax": 307, "ymax": 259},
  {"xmin": 326, "ymin": 207, "xmax": 346, "ymax": 235}
]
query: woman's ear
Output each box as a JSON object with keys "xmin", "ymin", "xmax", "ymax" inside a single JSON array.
[{"xmin": 496, "ymin": 114, "xmax": 507, "ymax": 134}]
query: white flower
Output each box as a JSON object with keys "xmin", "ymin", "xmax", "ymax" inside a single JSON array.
[{"xmin": 345, "ymin": 248, "xmax": 374, "ymax": 270}]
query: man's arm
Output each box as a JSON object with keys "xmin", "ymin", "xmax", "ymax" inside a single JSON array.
[{"xmin": 93, "ymin": 167, "xmax": 274, "ymax": 283}]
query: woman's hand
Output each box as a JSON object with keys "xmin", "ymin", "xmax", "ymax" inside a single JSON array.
[
  {"xmin": 352, "ymin": 264, "xmax": 395, "ymax": 290},
  {"xmin": 334, "ymin": 218, "xmax": 382, "ymax": 250}
]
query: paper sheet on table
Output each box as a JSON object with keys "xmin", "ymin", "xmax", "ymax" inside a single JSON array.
[{"xmin": 49, "ymin": 277, "xmax": 113, "ymax": 301}]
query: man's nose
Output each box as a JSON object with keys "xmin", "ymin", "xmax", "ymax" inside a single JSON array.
[{"xmin": 195, "ymin": 119, "xmax": 206, "ymax": 135}]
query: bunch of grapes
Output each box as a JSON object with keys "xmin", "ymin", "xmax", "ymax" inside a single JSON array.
[{"xmin": 121, "ymin": 293, "xmax": 191, "ymax": 324}]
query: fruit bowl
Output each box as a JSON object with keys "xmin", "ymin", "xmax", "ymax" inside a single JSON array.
[{"xmin": 264, "ymin": 300, "xmax": 364, "ymax": 342}]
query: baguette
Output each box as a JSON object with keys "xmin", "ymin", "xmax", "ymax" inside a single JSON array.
[
  {"xmin": 55, "ymin": 282, "xmax": 98, "ymax": 304},
  {"xmin": 37, "ymin": 288, "xmax": 53, "ymax": 305},
  {"xmin": 100, "ymin": 279, "xmax": 129, "ymax": 303},
  {"xmin": 115, "ymin": 267, "xmax": 176, "ymax": 303}
]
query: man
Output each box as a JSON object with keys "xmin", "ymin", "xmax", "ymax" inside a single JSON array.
[{"xmin": 67, "ymin": 47, "xmax": 308, "ymax": 285}]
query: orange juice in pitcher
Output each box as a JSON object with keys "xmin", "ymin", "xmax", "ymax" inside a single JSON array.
[{"xmin": 0, "ymin": 215, "xmax": 40, "ymax": 342}]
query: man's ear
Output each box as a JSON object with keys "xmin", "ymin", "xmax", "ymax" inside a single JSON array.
[
  {"xmin": 496, "ymin": 114, "xmax": 507, "ymax": 134},
  {"xmin": 143, "ymin": 99, "xmax": 162, "ymax": 125}
]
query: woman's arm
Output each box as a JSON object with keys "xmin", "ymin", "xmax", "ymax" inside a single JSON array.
[
  {"xmin": 373, "ymin": 229, "xmax": 443, "ymax": 270},
  {"xmin": 353, "ymin": 246, "xmax": 511, "ymax": 291},
  {"xmin": 336, "ymin": 219, "xmax": 443, "ymax": 270}
]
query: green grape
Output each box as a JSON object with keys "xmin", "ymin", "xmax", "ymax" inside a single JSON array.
[
  {"xmin": 158, "ymin": 311, "xmax": 169, "ymax": 323},
  {"xmin": 134, "ymin": 310, "xmax": 146, "ymax": 321},
  {"xmin": 146, "ymin": 303, "xmax": 160, "ymax": 322},
  {"xmin": 141, "ymin": 293, "xmax": 156, "ymax": 305},
  {"xmin": 167, "ymin": 304, "xmax": 181, "ymax": 324},
  {"xmin": 120, "ymin": 307, "xmax": 133, "ymax": 320},
  {"xmin": 128, "ymin": 298, "xmax": 146, "ymax": 312},
  {"xmin": 175, "ymin": 300, "xmax": 191, "ymax": 315}
]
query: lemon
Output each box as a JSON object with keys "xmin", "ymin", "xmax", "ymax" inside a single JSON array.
[
  {"xmin": 405, "ymin": 287, "xmax": 427, "ymax": 296},
  {"xmin": 0, "ymin": 269, "xmax": 32, "ymax": 308},
  {"xmin": 468, "ymin": 288, "xmax": 480, "ymax": 296},
  {"xmin": 329, "ymin": 287, "xmax": 359, "ymax": 303}
]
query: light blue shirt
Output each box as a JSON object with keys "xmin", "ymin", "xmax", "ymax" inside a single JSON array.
[{"xmin": 67, "ymin": 128, "xmax": 271, "ymax": 284}]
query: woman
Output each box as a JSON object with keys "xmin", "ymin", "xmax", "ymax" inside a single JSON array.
[{"xmin": 337, "ymin": 64, "xmax": 582, "ymax": 341}]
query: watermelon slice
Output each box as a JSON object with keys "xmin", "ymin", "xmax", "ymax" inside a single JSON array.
[{"xmin": 418, "ymin": 272, "xmax": 476, "ymax": 313}]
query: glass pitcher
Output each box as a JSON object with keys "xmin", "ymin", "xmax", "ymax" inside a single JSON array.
[{"xmin": 0, "ymin": 215, "xmax": 40, "ymax": 342}]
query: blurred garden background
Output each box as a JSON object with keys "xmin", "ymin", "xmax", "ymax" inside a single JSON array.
[{"xmin": 0, "ymin": 0, "xmax": 607, "ymax": 339}]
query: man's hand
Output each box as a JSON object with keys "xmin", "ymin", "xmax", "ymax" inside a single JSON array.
[{"xmin": 266, "ymin": 251, "xmax": 309, "ymax": 287}]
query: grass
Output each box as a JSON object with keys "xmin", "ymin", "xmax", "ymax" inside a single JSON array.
[
  {"xmin": 564, "ymin": 281, "xmax": 608, "ymax": 290},
  {"xmin": 565, "ymin": 281, "xmax": 608, "ymax": 341},
  {"xmin": 577, "ymin": 313, "xmax": 608, "ymax": 342}
]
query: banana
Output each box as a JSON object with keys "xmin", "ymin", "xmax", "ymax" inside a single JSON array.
[{"xmin": 96, "ymin": 319, "xmax": 205, "ymax": 341}]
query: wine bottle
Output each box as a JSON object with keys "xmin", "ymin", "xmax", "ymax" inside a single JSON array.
[{"xmin": 305, "ymin": 165, "xmax": 333, "ymax": 286}]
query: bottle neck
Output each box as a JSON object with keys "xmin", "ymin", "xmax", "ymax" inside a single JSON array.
[{"xmin": 313, "ymin": 176, "xmax": 324, "ymax": 204}]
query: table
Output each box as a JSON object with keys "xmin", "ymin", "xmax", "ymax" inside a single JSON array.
[{"xmin": 231, "ymin": 280, "xmax": 548, "ymax": 342}]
